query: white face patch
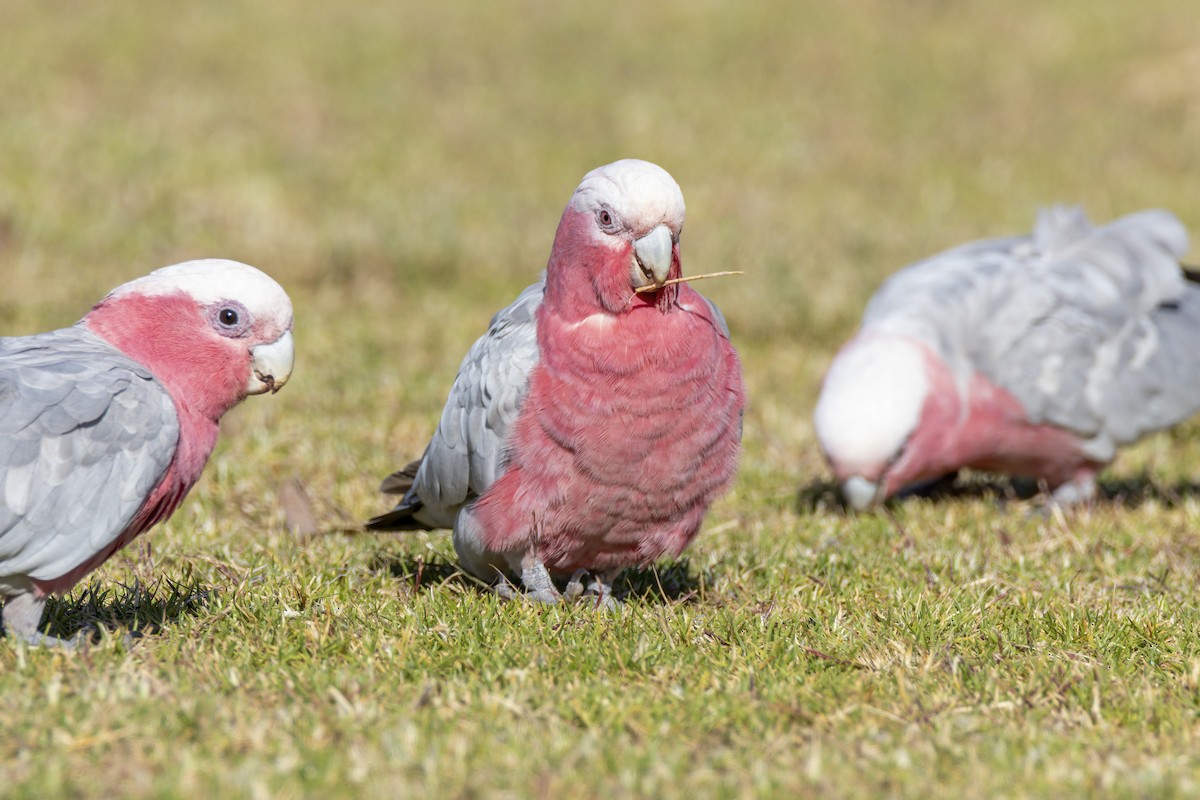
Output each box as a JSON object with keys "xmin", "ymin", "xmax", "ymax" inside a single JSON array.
[
  {"xmin": 568, "ymin": 159, "xmax": 686, "ymax": 240},
  {"xmin": 106, "ymin": 259, "xmax": 294, "ymax": 332},
  {"xmin": 813, "ymin": 336, "xmax": 930, "ymax": 476}
]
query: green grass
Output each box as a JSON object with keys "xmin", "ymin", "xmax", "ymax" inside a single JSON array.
[{"xmin": 2, "ymin": 0, "xmax": 1200, "ymax": 796}]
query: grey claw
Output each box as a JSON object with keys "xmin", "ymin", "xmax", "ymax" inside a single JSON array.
[
  {"xmin": 519, "ymin": 552, "xmax": 562, "ymax": 604},
  {"xmin": 525, "ymin": 586, "xmax": 564, "ymax": 605},
  {"xmin": 564, "ymin": 569, "xmax": 588, "ymax": 599},
  {"xmin": 581, "ymin": 571, "xmax": 621, "ymax": 611}
]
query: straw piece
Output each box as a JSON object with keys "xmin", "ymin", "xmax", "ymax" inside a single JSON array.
[{"xmin": 633, "ymin": 271, "xmax": 744, "ymax": 294}]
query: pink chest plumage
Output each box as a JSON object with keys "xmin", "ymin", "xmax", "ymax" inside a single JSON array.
[
  {"xmin": 882, "ymin": 344, "xmax": 1097, "ymax": 498},
  {"xmin": 473, "ymin": 290, "xmax": 745, "ymax": 573}
]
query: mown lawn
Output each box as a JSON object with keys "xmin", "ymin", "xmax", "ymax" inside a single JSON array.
[{"xmin": 2, "ymin": 0, "xmax": 1200, "ymax": 796}]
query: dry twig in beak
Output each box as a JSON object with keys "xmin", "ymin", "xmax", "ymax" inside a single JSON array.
[{"xmin": 634, "ymin": 271, "xmax": 745, "ymax": 294}]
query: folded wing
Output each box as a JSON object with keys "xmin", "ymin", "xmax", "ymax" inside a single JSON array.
[
  {"xmin": 0, "ymin": 327, "xmax": 178, "ymax": 584},
  {"xmin": 367, "ymin": 279, "xmax": 543, "ymax": 530}
]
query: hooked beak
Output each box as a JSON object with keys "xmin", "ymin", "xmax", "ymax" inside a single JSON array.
[
  {"xmin": 841, "ymin": 475, "xmax": 881, "ymax": 512},
  {"xmin": 631, "ymin": 224, "xmax": 674, "ymax": 290},
  {"xmin": 246, "ymin": 330, "xmax": 295, "ymax": 395}
]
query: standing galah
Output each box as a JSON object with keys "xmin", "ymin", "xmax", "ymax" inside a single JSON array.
[
  {"xmin": 1, "ymin": 260, "xmax": 294, "ymax": 646},
  {"xmin": 368, "ymin": 159, "xmax": 745, "ymax": 605},
  {"xmin": 815, "ymin": 207, "xmax": 1195, "ymax": 510}
]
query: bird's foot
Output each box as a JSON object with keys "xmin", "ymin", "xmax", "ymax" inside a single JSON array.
[
  {"xmin": 2, "ymin": 593, "xmax": 54, "ymax": 647},
  {"xmin": 563, "ymin": 569, "xmax": 621, "ymax": 611},
  {"xmin": 520, "ymin": 555, "xmax": 563, "ymax": 604},
  {"xmin": 2, "ymin": 594, "xmax": 140, "ymax": 649},
  {"xmin": 583, "ymin": 571, "xmax": 620, "ymax": 611},
  {"xmin": 1049, "ymin": 476, "xmax": 1097, "ymax": 509},
  {"xmin": 564, "ymin": 569, "xmax": 588, "ymax": 599},
  {"xmin": 10, "ymin": 630, "xmax": 88, "ymax": 650},
  {"xmin": 1024, "ymin": 475, "xmax": 1098, "ymax": 520},
  {"xmin": 494, "ymin": 553, "xmax": 563, "ymax": 604}
]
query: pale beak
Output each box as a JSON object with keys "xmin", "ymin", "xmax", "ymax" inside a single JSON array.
[
  {"xmin": 841, "ymin": 475, "xmax": 881, "ymax": 511},
  {"xmin": 631, "ymin": 224, "xmax": 674, "ymax": 289},
  {"xmin": 246, "ymin": 330, "xmax": 295, "ymax": 395}
]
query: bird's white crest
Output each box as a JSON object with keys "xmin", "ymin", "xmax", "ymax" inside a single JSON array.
[
  {"xmin": 106, "ymin": 259, "xmax": 294, "ymax": 329},
  {"xmin": 569, "ymin": 159, "xmax": 686, "ymax": 235},
  {"xmin": 814, "ymin": 336, "xmax": 930, "ymax": 476}
]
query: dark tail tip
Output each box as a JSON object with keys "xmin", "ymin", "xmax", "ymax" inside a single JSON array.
[{"xmin": 364, "ymin": 500, "xmax": 432, "ymax": 532}]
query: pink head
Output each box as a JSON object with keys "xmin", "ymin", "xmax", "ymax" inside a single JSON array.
[
  {"xmin": 542, "ymin": 159, "xmax": 686, "ymax": 318},
  {"xmin": 83, "ymin": 259, "xmax": 295, "ymax": 422}
]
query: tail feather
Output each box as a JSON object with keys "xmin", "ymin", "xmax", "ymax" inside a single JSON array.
[
  {"xmin": 365, "ymin": 457, "xmax": 431, "ymax": 531},
  {"xmin": 365, "ymin": 503, "xmax": 431, "ymax": 531},
  {"xmin": 379, "ymin": 458, "xmax": 422, "ymax": 495}
]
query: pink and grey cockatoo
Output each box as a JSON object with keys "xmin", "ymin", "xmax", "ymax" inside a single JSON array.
[
  {"xmin": 367, "ymin": 159, "xmax": 745, "ymax": 605},
  {"xmin": 815, "ymin": 207, "xmax": 1194, "ymax": 510},
  {"xmin": 1, "ymin": 259, "xmax": 294, "ymax": 646}
]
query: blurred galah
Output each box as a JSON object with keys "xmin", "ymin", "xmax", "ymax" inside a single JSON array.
[
  {"xmin": 1, "ymin": 260, "xmax": 294, "ymax": 646},
  {"xmin": 368, "ymin": 159, "xmax": 745, "ymax": 605},
  {"xmin": 815, "ymin": 207, "xmax": 1193, "ymax": 510}
]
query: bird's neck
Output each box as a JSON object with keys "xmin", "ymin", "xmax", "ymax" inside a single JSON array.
[{"xmin": 543, "ymin": 209, "xmax": 679, "ymax": 319}]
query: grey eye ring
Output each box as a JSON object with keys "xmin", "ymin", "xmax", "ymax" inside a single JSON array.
[
  {"xmin": 209, "ymin": 301, "xmax": 252, "ymax": 337},
  {"xmin": 596, "ymin": 206, "xmax": 619, "ymax": 232}
]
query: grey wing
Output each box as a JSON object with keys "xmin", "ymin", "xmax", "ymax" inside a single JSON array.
[
  {"xmin": 979, "ymin": 208, "xmax": 1189, "ymax": 456},
  {"xmin": 406, "ymin": 279, "xmax": 543, "ymax": 528},
  {"xmin": 0, "ymin": 327, "xmax": 179, "ymax": 584},
  {"xmin": 866, "ymin": 207, "xmax": 1190, "ymax": 459},
  {"xmin": 680, "ymin": 292, "xmax": 732, "ymax": 340},
  {"xmin": 678, "ymin": 290, "xmax": 742, "ymax": 438},
  {"xmin": 1082, "ymin": 278, "xmax": 1200, "ymax": 452}
]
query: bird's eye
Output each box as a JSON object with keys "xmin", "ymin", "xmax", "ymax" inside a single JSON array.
[
  {"xmin": 596, "ymin": 207, "xmax": 618, "ymax": 231},
  {"xmin": 209, "ymin": 301, "xmax": 251, "ymax": 337}
]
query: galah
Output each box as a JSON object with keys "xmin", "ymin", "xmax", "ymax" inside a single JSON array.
[
  {"xmin": 815, "ymin": 206, "xmax": 1194, "ymax": 510},
  {"xmin": 368, "ymin": 159, "xmax": 745, "ymax": 605},
  {"xmin": 1, "ymin": 260, "xmax": 294, "ymax": 646}
]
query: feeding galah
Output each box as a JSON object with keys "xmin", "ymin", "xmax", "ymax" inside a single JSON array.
[
  {"xmin": 815, "ymin": 206, "xmax": 1195, "ymax": 510},
  {"xmin": 368, "ymin": 159, "xmax": 745, "ymax": 605},
  {"xmin": 1, "ymin": 260, "xmax": 294, "ymax": 646}
]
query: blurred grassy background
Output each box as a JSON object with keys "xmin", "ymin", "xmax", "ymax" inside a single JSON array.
[{"xmin": 2, "ymin": 0, "xmax": 1200, "ymax": 797}]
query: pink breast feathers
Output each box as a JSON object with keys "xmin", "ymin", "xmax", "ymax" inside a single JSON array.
[{"xmin": 471, "ymin": 288, "xmax": 745, "ymax": 574}]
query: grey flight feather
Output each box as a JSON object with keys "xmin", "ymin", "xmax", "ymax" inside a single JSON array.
[
  {"xmin": 0, "ymin": 325, "xmax": 178, "ymax": 591},
  {"xmin": 862, "ymin": 206, "xmax": 1193, "ymax": 462},
  {"xmin": 367, "ymin": 279, "xmax": 544, "ymax": 531}
]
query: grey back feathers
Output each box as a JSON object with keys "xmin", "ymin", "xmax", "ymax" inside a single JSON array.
[
  {"xmin": 0, "ymin": 326, "xmax": 178, "ymax": 590},
  {"xmin": 863, "ymin": 207, "xmax": 1193, "ymax": 461}
]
